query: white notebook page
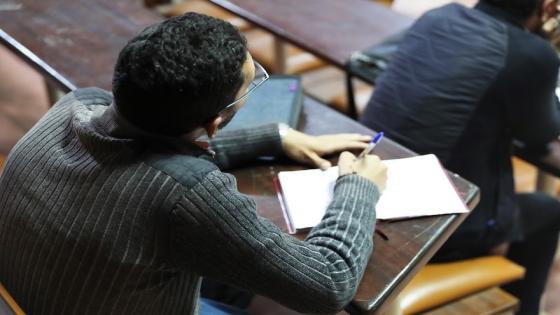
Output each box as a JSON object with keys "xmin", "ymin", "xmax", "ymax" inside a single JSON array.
[{"xmin": 277, "ymin": 154, "xmax": 468, "ymax": 231}]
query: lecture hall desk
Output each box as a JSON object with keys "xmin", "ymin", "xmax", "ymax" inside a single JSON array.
[
  {"xmin": 208, "ymin": 0, "xmax": 413, "ymax": 70},
  {"xmin": 0, "ymin": 0, "xmax": 479, "ymax": 313},
  {"xmin": 207, "ymin": 0, "xmax": 414, "ymax": 117},
  {"xmin": 0, "ymin": 0, "xmax": 161, "ymax": 92}
]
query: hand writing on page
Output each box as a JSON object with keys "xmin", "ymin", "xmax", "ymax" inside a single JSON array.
[
  {"xmin": 281, "ymin": 129, "xmax": 371, "ymax": 170},
  {"xmin": 338, "ymin": 151, "xmax": 387, "ymax": 191}
]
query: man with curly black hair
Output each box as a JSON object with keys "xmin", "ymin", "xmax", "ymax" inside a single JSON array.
[
  {"xmin": 360, "ymin": 0, "xmax": 560, "ymax": 314},
  {"xmin": 112, "ymin": 13, "xmax": 250, "ymax": 136},
  {"xmin": 0, "ymin": 13, "xmax": 388, "ymax": 314}
]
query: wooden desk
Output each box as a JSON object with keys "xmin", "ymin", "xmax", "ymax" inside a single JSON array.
[
  {"xmin": 232, "ymin": 96, "xmax": 479, "ymax": 314},
  {"xmin": 0, "ymin": 2, "xmax": 479, "ymax": 313},
  {"xmin": 209, "ymin": 0, "xmax": 413, "ymax": 69},
  {"xmin": 208, "ymin": 0, "xmax": 413, "ymax": 117},
  {"xmin": 0, "ymin": 0, "xmax": 161, "ymax": 92}
]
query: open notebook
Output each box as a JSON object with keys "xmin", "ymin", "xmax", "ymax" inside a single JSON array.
[{"xmin": 276, "ymin": 154, "xmax": 468, "ymax": 234}]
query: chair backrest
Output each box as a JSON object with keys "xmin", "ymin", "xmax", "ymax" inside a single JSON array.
[{"xmin": 0, "ymin": 283, "xmax": 24, "ymax": 315}]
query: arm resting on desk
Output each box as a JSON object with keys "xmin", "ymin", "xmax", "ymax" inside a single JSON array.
[
  {"xmin": 169, "ymin": 171, "xmax": 379, "ymax": 313},
  {"xmin": 209, "ymin": 123, "xmax": 372, "ymax": 170},
  {"xmin": 209, "ymin": 123, "xmax": 284, "ymax": 170}
]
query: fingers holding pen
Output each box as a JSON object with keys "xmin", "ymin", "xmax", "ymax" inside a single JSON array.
[{"xmin": 338, "ymin": 151, "xmax": 387, "ymax": 191}]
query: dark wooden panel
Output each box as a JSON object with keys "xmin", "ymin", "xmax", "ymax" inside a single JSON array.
[
  {"xmin": 0, "ymin": 0, "xmax": 161, "ymax": 92},
  {"xmin": 209, "ymin": 0, "xmax": 413, "ymax": 69}
]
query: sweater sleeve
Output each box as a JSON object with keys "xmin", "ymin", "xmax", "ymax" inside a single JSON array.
[
  {"xmin": 168, "ymin": 170, "xmax": 379, "ymax": 314},
  {"xmin": 209, "ymin": 124, "xmax": 284, "ymax": 170}
]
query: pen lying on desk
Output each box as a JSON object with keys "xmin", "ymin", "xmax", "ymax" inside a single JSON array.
[{"xmin": 359, "ymin": 132, "xmax": 384, "ymax": 158}]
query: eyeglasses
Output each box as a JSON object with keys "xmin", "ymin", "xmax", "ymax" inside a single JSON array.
[{"xmin": 220, "ymin": 60, "xmax": 269, "ymax": 113}]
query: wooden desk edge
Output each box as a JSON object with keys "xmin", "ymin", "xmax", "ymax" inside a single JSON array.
[
  {"xmin": 0, "ymin": 28, "xmax": 76, "ymax": 93},
  {"xmin": 349, "ymin": 183, "xmax": 480, "ymax": 313},
  {"xmin": 208, "ymin": 0, "xmax": 345, "ymax": 68}
]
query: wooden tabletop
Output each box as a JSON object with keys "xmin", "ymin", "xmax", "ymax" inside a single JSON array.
[
  {"xmin": 208, "ymin": 0, "xmax": 414, "ymax": 69},
  {"xmin": 232, "ymin": 96, "xmax": 479, "ymax": 314},
  {"xmin": 0, "ymin": 0, "xmax": 161, "ymax": 92},
  {"xmin": 0, "ymin": 1, "xmax": 478, "ymax": 313}
]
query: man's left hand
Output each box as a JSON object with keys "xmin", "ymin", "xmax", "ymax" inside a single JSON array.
[{"xmin": 282, "ymin": 129, "xmax": 372, "ymax": 170}]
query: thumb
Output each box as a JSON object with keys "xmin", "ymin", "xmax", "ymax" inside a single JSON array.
[{"xmin": 306, "ymin": 150, "xmax": 332, "ymax": 170}]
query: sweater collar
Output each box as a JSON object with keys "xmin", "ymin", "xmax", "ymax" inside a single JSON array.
[
  {"xmin": 474, "ymin": 2, "xmax": 525, "ymax": 29},
  {"xmin": 91, "ymin": 104, "xmax": 214, "ymax": 157}
]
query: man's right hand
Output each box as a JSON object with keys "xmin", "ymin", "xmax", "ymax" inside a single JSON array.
[{"xmin": 338, "ymin": 151, "xmax": 387, "ymax": 191}]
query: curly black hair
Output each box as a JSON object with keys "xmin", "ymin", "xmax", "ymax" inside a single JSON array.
[
  {"xmin": 112, "ymin": 12, "xmax": 247, "ymax": 135},
  {"xmin": 482, "ymin": 0, "xmax": 544, "ymax": 20}
]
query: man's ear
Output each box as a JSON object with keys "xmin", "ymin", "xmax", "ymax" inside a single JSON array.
[{"xmin": 203, "ymin": 116, "xmax": 223, "ymax": 139}]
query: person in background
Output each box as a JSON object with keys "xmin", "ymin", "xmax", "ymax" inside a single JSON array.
[
  {"xmin": 0, "ymin": 13, "xmax": 387, "ymax": 314},
  {"xmin": 360, "ymin": 0, "xmax": 560, "ymax": 314}
]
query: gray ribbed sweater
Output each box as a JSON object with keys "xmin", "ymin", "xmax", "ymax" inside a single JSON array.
[{"xmin": 0, "ymin": 88, "xmax": 380, "ymax": 315}]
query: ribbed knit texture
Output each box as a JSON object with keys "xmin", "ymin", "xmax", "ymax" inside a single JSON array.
[{"xmin": 0, "ymin": 88, "xmax": 380, "ymax": 314}]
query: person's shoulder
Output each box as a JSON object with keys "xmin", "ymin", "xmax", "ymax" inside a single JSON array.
[
  {"xmin": 419, "ymin": 3, "xmax": 476, "ymax": 21},
  {"xmin": 414, "ymin": 3, "xmax": 504, "ymax": 38},
  {"xmin": 55, "ymin": 87, "xmax": 112, "ymax": 108},
  {"xmin": 509, "ymin": 30, "xmax": 560, "ymax": 73},
  {"xmin": 145, "ymin": 153, "xmax": 219, "ymax": 190},
  {"xmin": 414, "ymin": 3, "xmax": 458, "ymax": 24},
  {"xmin": 435, "ymin": 2, "xmax": 469, "ymax": 12},
  {"xmin": 71, "ymin": 87, "xmax": 111, "ymax": 99}
]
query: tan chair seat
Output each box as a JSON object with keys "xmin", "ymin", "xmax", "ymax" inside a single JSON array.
[
  {"xmin": 244, "ymin": 29, "xmax": 325, "ymax": 74},
  {"xmin": 157, "ymin": 0, "xmax": 252, "ymax": 32},
  {"xmin": 398, "ymin": 256, "xmax": 525, "ymax": 315}
]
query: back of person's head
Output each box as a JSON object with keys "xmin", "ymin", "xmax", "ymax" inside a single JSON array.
[
  {"xmin": 112, "ymin": 12, "xmax": 247, "ymax": 135},
  {"xmin": 481, "ymin": 0, "xmax": 544, "ymax": 20}
]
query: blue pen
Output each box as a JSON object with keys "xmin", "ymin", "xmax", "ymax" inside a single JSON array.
[{"xmin": 358, "ymin": 132, "xmax": 384, "ymax": 159}]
